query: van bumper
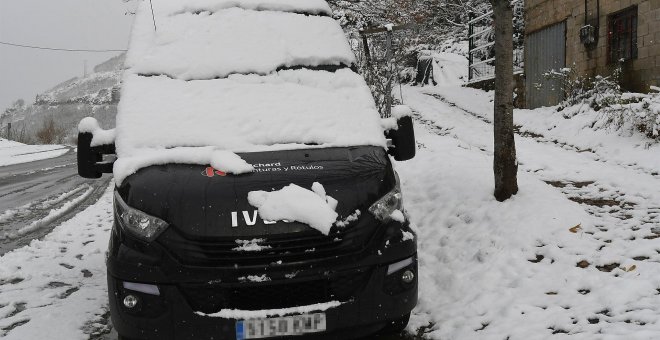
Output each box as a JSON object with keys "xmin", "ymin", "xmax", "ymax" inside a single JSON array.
[{"xmin": 108, "ymin": 255, "xmax": 417, "ymax": 340}]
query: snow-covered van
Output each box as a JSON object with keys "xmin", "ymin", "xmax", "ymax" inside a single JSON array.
[{"xmin": 77, "ymin": 1, "xmax": 417, "ymax": 339}]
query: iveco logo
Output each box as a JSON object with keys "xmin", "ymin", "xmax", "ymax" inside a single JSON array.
[{"xmin": 231, "ymin": 210, "xmax": 290, "ymax": 228}]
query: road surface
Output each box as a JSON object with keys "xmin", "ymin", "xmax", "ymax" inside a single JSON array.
[{"xmin": 0, "ymin": 148, "xmax": 111, "ymax": 255}]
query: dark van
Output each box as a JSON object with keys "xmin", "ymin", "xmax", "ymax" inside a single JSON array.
[{"xmin": 77, "ymin": 1, "xmax": 417, "ymax": 339}]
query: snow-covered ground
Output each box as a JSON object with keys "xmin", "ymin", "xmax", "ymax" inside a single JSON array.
[
  {"xmin": 1, "ymin": 51, "xmax": 659, "ymax": 339},
  {"xmin": 0, "ymin": 139, "xmax": 69, "ymax": 166},
  {"xmin": 398, "ymin": 54, "xmax": 660, "ymax": 339},
  {"xmin": 0, "ymin": 185, "xmax": 113, "ymax": 339}
]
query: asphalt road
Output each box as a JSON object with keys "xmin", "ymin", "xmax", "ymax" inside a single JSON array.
[{"xmin": 0, "ymin": 148, "xmax": 111, "ymax": 254}]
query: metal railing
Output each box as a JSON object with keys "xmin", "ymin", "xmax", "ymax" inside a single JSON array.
[{"xmin": 468, "ymin": 0, "xmax": 524, "ymax": 83}]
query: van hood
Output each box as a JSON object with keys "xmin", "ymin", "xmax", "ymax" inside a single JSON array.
[{"xmin": 117, "ymin": 146, "xmax": 395, "ymax": 239}]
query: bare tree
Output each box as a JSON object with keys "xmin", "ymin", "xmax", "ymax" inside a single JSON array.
[
  {"xmin": 36, "ymin": 117, "xmax": 65, "ymax": 144},
  {"xmin": 490, "ymin": 0, "xmax": 518, "ymax": 201}
]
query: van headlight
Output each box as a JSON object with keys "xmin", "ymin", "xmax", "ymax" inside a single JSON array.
[
  {"xmin": 114, "ymin": 191, "xmax": 169, "ymax": 242},
  {"xmin": 368, "ymin": 174, "xmax": 403, "ymax": 221}
]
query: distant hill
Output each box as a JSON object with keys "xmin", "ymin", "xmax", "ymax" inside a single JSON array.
[{"xmin": 1, "ymin": 54, "xmax": 124, "ymax": 144}]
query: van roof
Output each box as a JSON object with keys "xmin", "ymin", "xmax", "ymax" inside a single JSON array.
[{"xmin": 125, "ymin": 1, "xmax": 354, "ymax": 80}]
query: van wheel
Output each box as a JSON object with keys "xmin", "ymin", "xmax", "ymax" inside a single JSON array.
[{"xmin": 379, "ymin": 313, "xmax": 411, "ymax": 335}]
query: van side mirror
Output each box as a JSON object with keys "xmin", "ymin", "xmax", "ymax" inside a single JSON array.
[
  {"xmin": 77, "ymin": 118, "xmax": 116, "ymax": 179},
  {"xmin": 386, "ymin": 115, "xmax": 416, "ymax": 161}
]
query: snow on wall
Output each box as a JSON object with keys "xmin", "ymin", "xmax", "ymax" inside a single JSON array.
[{"xmin": 126, "ymin": 5, "xmax": 353, "ymax": 80}]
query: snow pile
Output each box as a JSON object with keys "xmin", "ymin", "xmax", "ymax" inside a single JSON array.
[
  {"xmin": 126, "ymin": 6, "xmax": 353, "ymax": 80},
  {"xmin": 0, "ymin": 139, "xmax": 68, "ymax": 167},
  {"xmin": 78, "ymin": 117, "xmax": 116, "ymax": 147},
  {"xmin": 248, "ymin": 183, "xmax": 338, "ymax": 235},
  {"xmin": 431, "ymin": 52, "xmax": 468, "ymax": 86}
]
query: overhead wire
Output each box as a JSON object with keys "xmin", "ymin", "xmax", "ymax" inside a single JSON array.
[{"xmin": 0, "ymin": 41, "xmax": 127, "ymax": 53}]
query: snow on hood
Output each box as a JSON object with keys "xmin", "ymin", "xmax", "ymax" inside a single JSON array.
[
  {"xmin": 247, "ymin": 182, "xmax": 339, "ymax": 235},
  {"xmin": 126, "ymin": 3, "xmax": 352, "ymax": 80}
]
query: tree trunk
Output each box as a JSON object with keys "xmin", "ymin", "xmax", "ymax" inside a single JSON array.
[{"xmin": 491, "ymin": 0, "xmax": 519, "ymax": 201}]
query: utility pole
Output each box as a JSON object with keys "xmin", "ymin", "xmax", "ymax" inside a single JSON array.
[{"xmin": 490, "ymin": 0, "xmax": 519, "ymax": 201}]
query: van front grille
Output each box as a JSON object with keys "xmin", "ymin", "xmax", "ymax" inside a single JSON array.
[
  {"xmin": 157, "ymin": 220, "xmax": 377, "ymax": 267},
  {"xmin": 179, "ymin": 268, "xmax": 373, "ymax": 312}
]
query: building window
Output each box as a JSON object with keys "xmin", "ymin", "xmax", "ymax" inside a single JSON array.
[{"xmin": 608, "ymin": 6, "xmax": 638, "ymax": 63}]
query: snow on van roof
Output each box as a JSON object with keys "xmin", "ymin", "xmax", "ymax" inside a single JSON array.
[
  {"xmin": 113, "ymin": 69, "xmax": 386, "ymax": 184},
  {"xmin": 114, "ymin": 1, "xmax": 383, "ymax": 183},
  {"xmin": 153, "ymin": 0, "xmax": 332, "ymax": 16},
  {"xmin": 126, "ymin": 2, "xmax": 354, "ymax": 80}
]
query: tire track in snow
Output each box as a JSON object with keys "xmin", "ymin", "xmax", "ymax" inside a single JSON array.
[
  {"xmin": 0, "ymin": 151, "xmax": 112, "ymax": 255},
  {"xmin": 0, "ymin": 184, "xmax": 114, "ymax": 339}
]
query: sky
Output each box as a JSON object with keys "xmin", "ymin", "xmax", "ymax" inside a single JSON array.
[{"xmin": 0, "ymin": 0, "xmax": 137, "ymax": 112}]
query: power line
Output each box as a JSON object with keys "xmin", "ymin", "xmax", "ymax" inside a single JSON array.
[{"xmin": 0, "ymin": 41, "xmax": 127, "ymax": 53}]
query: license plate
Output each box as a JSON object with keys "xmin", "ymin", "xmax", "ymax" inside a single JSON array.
[{"xmin": 236, "ymin": 313, "xmax": 326, "ymax": 339}]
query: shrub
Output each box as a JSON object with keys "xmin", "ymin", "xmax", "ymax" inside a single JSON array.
[
  {"xmin": 36, "ymin": 117, "xmax": 66, "ymax": 144},
  {"xmin": 543, "ymin": 66, "xmax": 659, "ymax": 140}
]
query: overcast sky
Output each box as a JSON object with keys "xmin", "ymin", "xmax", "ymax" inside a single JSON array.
[{"xmin": 0, "ymin": 0, "xmax": 137, "ymax": 112}]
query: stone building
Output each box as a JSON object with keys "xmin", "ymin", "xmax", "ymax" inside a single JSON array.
[{"xmin": 524, "ymin": 0, "xmax": 660, "ymax": 108}]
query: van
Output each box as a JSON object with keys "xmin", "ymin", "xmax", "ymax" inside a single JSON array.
[{"xmin": 77, "ymin": 1, "xmax": 417, "ymax": 339}]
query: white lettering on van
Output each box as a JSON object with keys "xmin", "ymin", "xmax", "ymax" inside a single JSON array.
[
  {"xmin": 231, "ymin": 210, "xmax": 291, "ymax": 227},
  {"xmin": 231, "ymin": 212, "xmax": 238, "ymax": 228},
  {"xmin": 243, "ymin": 211, "xmax": 258, "ymax": 226}
]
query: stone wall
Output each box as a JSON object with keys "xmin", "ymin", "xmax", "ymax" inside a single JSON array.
[{"xmin": 525, "ymin": 0, "xmax": 660, "ymax": 92}]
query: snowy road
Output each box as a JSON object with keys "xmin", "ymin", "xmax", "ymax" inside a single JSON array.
[{"xmin": 0, "ymin": 149, "xmax": 111, "ymax": 254}]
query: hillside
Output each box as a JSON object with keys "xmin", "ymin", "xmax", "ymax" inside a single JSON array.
[{"xmin": 1, "ymin": 54, "xmax": 124, "ymax": 144}]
